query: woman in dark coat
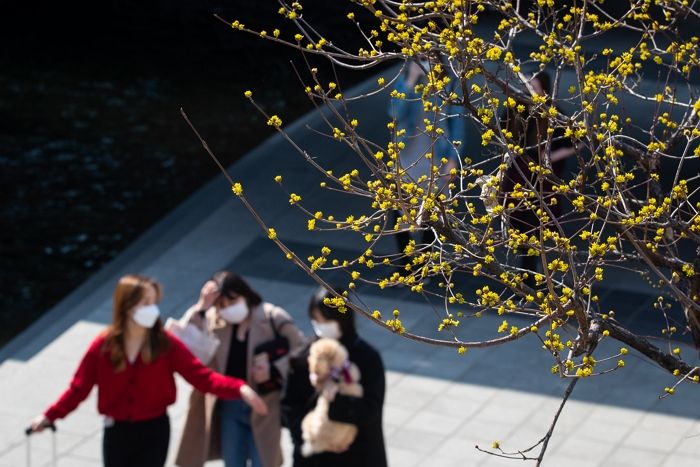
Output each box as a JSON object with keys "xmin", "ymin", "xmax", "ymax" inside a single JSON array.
[
  {"xmin": 281, "ymin": 287, "xmax": 388, "ymax": 467},
  {"xmin": 499, "ymin": 71, "xmax": 575, "ymax": 280}
]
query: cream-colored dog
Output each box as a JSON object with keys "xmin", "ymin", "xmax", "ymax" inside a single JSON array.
[{"xmin": 301, "ymin": 338, "xmax": 363, "ymax": 457}]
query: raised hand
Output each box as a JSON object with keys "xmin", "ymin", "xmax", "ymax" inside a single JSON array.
[{"xmin": 195, "ymin": 280, "xmax": 220, "ymax": 311}]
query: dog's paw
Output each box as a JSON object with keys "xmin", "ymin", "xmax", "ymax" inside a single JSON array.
[{"xmin": 301, "ymin": 442, "xmax": 315, "ymax": 457}]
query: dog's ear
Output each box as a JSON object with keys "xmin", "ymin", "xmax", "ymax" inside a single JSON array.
[
  {"xmin": 333, "ymin": 342, "xmax": 349, "ymax": 365},
  {"xmin": 307, "ymin": 349, "xmax": 321, "ymax": 372}
]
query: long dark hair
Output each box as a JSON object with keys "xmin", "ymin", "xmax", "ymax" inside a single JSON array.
[
  {"xmin": 308, "ymin": 286, "xmax": 356, "ymax": 339},
  {"xmin": 532, "ymin": 71, "xmax": 551, "ymax": 97},
  {"xmin": 212, "ymin": 271, "xmax": 262, "ymax": 309}
]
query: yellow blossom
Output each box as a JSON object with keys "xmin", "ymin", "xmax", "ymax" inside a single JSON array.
[
  {"xmin": 267, "ymin": 115, "xmax": 283, "ymax": 128},
  {"xmin": 486, "ymin": 46, "xmax": 503, "ymax": 60}
]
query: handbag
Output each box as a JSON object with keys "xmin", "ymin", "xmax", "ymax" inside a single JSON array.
[
  {"xmin": 165, "ymin": 317, "xmax": 220, "ymax": 365},
  {"xmin": 253, "ymin": 309, "xmax": 290, "ymax": 394}
]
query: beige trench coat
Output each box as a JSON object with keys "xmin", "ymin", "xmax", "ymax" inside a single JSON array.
[{"xmin": 174, "ymin": 302, "xmax": 306, "ymax": 467}]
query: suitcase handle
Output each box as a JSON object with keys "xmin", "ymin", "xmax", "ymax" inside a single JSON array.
[
  {"xmin": 24, "ymin": 422, "xmax": 56, "ymax": 436},
  {"xmin": 25, "ymin": 422, "xmax": 57, "ymax": 467}
]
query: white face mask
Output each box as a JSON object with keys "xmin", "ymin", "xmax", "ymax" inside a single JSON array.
[
  {"xmin": 132, "ymin": 304, "xmax": 160, "ymax": 328},
  {"xmin": 219, "ymin": 301, "xmax": 249, "ymax": 324},
  {"xmin": 311, "ymin": 320, "xmax": 342, "ymax": 340}
]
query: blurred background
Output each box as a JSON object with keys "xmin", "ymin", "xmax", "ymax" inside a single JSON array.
[
  {"xmin": 3, "ymin": 0, "xmax": 698, "ymax": 348},
  {"xmin": 0, "ymin": 0, "xmax": 379, "ymax": 347}
]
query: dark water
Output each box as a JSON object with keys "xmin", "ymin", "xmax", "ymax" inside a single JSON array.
[
  {"xmin": 0, "ymin": 1, "xmax": 379, "ymax": 348},
  {"xmin": 0, "ymin": 62, "xmax": 308, "ymax": 346}
]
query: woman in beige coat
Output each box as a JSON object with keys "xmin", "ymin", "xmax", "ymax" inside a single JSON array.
[{"xmin": 175, "ymin": 271, "xmax": 306, "ymax": 467}]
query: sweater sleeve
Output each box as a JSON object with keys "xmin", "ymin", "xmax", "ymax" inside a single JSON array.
[
  {"xmin": 280, "ymin": 348, "xmax": 314, "ymax": 444},
  {"xmin": 179, "ymin": 304, "xmax": 209, "ymax": 331},
  {"xmin": 168, "ymin": 332, "xmax": 243, "ymax": 399},
  {"xmin": 328, "ymin": 347, "xmax": 385, "ymax": 427},
  {"xmin": 269, "ymin": 305, "xmax": 308, "ymax": 381},
  {"xmin": 44, "ymin": 335, "xmax": 101, "ymax": 422}
]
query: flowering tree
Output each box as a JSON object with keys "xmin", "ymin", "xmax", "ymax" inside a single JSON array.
[{"xmin": 184, "ymin": 0, "xmax": 700, "ymax": 463}]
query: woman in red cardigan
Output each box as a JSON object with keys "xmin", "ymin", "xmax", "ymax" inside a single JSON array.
[{"xmin": 28, "ymin": 274, "xmax": 268, "ymax": 467}]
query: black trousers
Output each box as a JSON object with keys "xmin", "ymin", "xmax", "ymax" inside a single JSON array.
[{"xmin": 103, "ymin": 414, "xmax": 170, "ymax": 467}]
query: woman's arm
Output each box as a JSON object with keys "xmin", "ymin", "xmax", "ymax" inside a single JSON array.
[
  {"xmin": 270, "ymin": 306, "xmax": 308, "ymax": 379},
  {"xmin": 169, "ymin": 332, "xmax": 242, "ymax": 398},
  {"xmin": 280, "ymin": 353, "xmax": 313, "ymax": 444},
  {"xmin": 179, "ymin": 305, "xmax": 205, "ymax": 328},
  {"xmin": 548, "ymin": 124, "xmax": 576, "ymax": 164},
  {"xmin": 550, "ymin": 146, "xmax": 576, "ymax": 163},
  {"xmin": 179, "ymin": 279, "xmax": 220, "ymax": 329},
  {"xmin": 169, "ymin": 333, "xmax": 268, "ymax": 415},
  {"xmin": 42, "ymin": 335, "xmax": 101, "ymax": 423}
]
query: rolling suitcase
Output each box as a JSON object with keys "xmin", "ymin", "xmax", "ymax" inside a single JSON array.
[{"xmin": 24, "ymin": 423, "xmax": 57, "ymax": 467}]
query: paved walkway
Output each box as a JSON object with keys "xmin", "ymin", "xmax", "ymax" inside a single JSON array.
[{"xmin": 2, "ymin": 65, "xmax": 700, "ymax": 467}]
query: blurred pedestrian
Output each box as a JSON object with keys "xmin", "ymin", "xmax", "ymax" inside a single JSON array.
[
  {"xmin": 389, "ymin": 55, "xmax": 465, "ymax": 262},
  {"xmin": 282, "ymin": 286, "xmax": 387, "ymax": 467},
  {"xmin": 499, "ymin": 71, "xmax": 576, "ymax": 281},
  {"xmin": 29, "ymin": 274, "xmax": 267, "ymax": 467},
  {"xmin": 175, "ymin": 271, "xmax": 305, "ymax": 467}
]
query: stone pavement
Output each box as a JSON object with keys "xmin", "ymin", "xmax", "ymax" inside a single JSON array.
[{"xmin": 2, "ymin": 64, "xmax": 700, "ymax": 467}]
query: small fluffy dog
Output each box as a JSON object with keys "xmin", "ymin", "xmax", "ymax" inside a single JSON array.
[{"xmin": 301, "ymin": 338, "xmax": 363, "ymax": 457}]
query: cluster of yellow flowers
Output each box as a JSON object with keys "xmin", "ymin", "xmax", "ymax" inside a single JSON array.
[
  {"xmin": 224, "ymin": 0, "xmax": 700, "ymax": 387},
  {"xmin": 385, "ymin": 309, "xmax": 406, "ymax": 334}
]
